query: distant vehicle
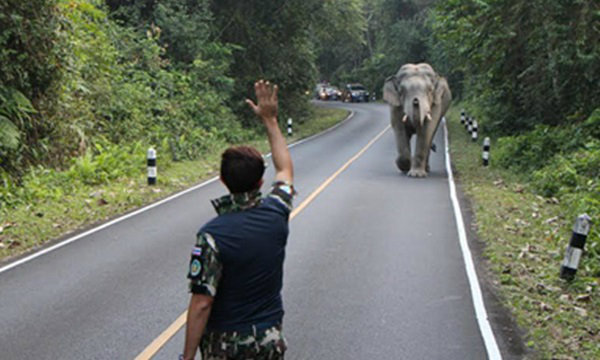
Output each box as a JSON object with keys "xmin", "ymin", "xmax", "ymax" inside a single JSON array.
[
  {"xmin": 323, "ymin": 86, "xmax": 342, "ymax": 101},
  {"xmin": 314, "ymin": 83, "xmax": 328, "ymax": 99},
  {"xmin": 342, "ymin": 83, "xmax": 369, "ymax": 103},
  {"xmin": 315, "ymin": 84, "xmax": 342, "ymax": 101}
]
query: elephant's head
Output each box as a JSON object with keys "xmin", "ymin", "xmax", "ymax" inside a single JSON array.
[{"xmin": 383, "ymin": 63, "xmax": 438, "ymax": 128}]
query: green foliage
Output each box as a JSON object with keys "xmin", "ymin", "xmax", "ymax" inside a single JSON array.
[
  {"xmin": 0, "ymin": 0, "xmax": 65, "ymax": 172},
  {"xmin": 67, "ymin": 139, "xmax": 145, "ymax": 186},
  {"xmin": 339, "ymin": 0, "xmax": 433, "ymax": 94},
  {"xmin": 311, "ymin": 0, "xmax": 367, "ymax": 81},
  {"xmin": 532, "ymin": 141, "xmax": 600, "ymax": 197},
  {"xmin": 0, "ymin": 88, "xmax": 34, "ymax": 152},
  {"xmin": 0, "ymin": 0, "xmax": 242, "ymax": 208},
  {"xmin": 106, "ymin": 0, "xmax": 214, "ymax": 66},
  {"xmin": 430, "ymin": 0, "xmax": 600, "ymax": 134},
  {"xmin": 495, "ymin": 108, "xmax": 600, "ymax": 175},
  {"xmin": 210, "ymin": 0, "xmax": 320, "ymax": 125},
  {"xmin": 0, "ymin": 138, "xmax": 144, "ymax": 207},
  {"xmin": 495, "ymin": 125, "xmax": 575, "ymax": 173},
  {"xmin": 0, "ymin": 0, "xmax": 63, "ymax": 102}
]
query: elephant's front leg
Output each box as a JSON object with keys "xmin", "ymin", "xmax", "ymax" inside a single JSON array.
[
  {"xmin": 391, "ymin": 108, "xmax": 411, "ymax": 172},
  {"xmin": 408, "ymin": 121, "xmax": 436, "ymax": 177}
]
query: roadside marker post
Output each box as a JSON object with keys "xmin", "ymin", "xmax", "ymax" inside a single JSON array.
[
  {"xmin": 460, "ymin": 109, "xmax": 466, "ymax": 125},
  {"xmin": 482, "ymin": 137, "xmax": 490, "ymax": 166},
  {"xmin": 472, "ymin": 120, "xmax": 478, "ymax": 142},
  {"xmin": 560, "ymin": 214, "xmax": 592, "ymax": 281},
  {"xmin": 467, "ymin": 117, "xmax": 473, "ymax": 133},
  {"xmin": 147, "ymin": 147, "xmax": 157, "ymax": 185},
  {"xmin": 287, "ymin": 118, "xmax": 293, "ymax": 137}
]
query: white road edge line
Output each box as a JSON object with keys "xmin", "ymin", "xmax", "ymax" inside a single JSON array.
[
  {"xmin": 0, "ymin": 110, "xmax": 355, "ymax": 275},
  {"xmin": 443, "ymin": 118, "xmax": 502, "ymax": 360}
]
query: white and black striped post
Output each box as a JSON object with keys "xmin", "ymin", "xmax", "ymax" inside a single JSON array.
[
  {"xmin": 147, "ymin": 147, "xmax": 157, "ymax": 185},
  {"xmin": 482, "ymin": 137, "xmax": 490, "ymax": 166},
  {"xmin": 460, "ymin": 109, "xmax": 466, "ymax": 125},
  {"xmin": 472, "ymin": 120, "xmax": 478, "ymax": 142},
  {"xmin": 287, "ymin": 118, "xmax": 293, "ymax": 137},
  {"xmin": 560, "ymin": 214, "xmax": 592, "ymax": 281},
  {"xmin": 467, "ymin": 117, "xmax": 473, "ymax": 133}
]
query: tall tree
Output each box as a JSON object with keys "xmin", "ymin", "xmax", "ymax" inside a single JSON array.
[
  {"xmin": 106, "ymin": 0, "xmax": 214, "ymax": 66},
  {"xmin": 311, "ymin": 0, "xmax": 367, "ymax": 82},
  {"xmin": 210, "ymin": 0, "xmax": 321, "ymax": 124},
  {"xmin": 0, "ymin": 0, "xmax": 64, "ymax": 172}
]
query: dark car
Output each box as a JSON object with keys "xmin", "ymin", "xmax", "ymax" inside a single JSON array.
[{"xmin": 342, "ymin": 83, "xmax": 369, "ymax": 103}]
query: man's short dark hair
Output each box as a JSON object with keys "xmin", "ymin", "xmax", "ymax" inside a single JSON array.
[{"xmin": 220, "ymin": 146, "xmax": 265, "ymax": 193}]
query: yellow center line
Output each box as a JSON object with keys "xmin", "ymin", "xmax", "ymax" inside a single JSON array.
[{"xmin": 134, "ymin": 124, "xmax": 391, "ymax": 360}]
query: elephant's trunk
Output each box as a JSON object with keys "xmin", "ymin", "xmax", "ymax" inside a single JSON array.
[{"xmin": 405, "ymin": 96, "xmax": 431, "ymax": 128}]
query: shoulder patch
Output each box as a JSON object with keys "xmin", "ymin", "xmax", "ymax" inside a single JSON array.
[
  {"xmin": 190, "ymin": 259, "xmax": 202, "ymax": 277},
  {"xmin": 188, "ymin": 231, "xmax": 223, "ymax": 297}
]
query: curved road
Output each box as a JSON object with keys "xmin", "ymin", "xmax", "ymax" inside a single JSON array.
[{"xmin": 1, "ymin": 102, "xmax": 495, "ymax": 359}]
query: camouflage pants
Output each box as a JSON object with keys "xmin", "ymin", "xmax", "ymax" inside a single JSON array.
[{"xmin": 200, "ymin": 324, "xmax": 287, "ymax": 360}]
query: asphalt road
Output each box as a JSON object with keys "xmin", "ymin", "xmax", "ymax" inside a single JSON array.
[{"xmin": 0, "ymin": 102, "xmax": 489, "ymax": 359}]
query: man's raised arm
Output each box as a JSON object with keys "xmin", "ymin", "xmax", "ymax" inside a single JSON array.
[{"xmin": 246, "ymin": 80, "xmax": 294, "ymax": 184}]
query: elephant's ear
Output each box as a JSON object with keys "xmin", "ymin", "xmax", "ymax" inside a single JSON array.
[
  {"xmin": 434, "ymin": 76, "xmax": 452, "ymax": 111},
  {"xmin": 383, "ymin": 76, "xmax": 402, "ymax": 106}
]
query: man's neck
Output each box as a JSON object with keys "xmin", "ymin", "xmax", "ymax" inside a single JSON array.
[{"xmin": 211, "ymin": 189, "xmax": 262, "ymax": 215}]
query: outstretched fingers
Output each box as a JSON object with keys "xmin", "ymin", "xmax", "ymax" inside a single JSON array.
[
  {"xmin": 255, "ymin": 80, "xmax": 278, "ymax": 101},
  {"xmin": 271, "ymin": 84, "xmax": 278, "ymax": 102},
  {"xmin": 245, "ymin": 98, "xmax": 258, "ymax": 113}
]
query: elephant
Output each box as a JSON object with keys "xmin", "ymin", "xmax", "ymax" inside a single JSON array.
[{"xmin": 383, "ymin": 63, "xmax": 452, "ymax": 177}]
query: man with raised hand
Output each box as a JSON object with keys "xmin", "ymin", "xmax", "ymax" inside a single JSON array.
[{"xmin": 182, "ymin": 80, "xmax": 294, "ymax": 360}]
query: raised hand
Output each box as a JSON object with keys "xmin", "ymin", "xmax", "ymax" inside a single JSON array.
[{"xmin": 245, "ymin": 80, "xmax": 279, "ymax": 122}]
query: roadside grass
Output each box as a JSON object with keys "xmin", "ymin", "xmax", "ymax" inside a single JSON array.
[
  {"xmin": 0, "ymin": 106, "xmax": 349, "ymax": 261},
  {"xmin": 446, "ymin": 106, "xmax": 600, "ymax": 359}
]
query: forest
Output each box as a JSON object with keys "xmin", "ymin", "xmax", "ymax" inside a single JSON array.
[{"xmin": 1, "ymin": 0, "xmax": 599, "ymax": 357}]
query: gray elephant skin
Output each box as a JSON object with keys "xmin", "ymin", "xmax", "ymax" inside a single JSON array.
[{"xmin": 383, "ymin": 63, "xmax": 452, "ymax": 177}]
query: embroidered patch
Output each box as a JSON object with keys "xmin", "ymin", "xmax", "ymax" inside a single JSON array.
[
  {"xmin": 191, "ymin": 247, "xmax": 203, "ymax": 256},
  {"xmin": 190, "ymin": 259, "xmax": 202, "ymax": 277}
]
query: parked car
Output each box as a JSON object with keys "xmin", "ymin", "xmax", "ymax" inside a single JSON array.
[{"xmin": 342, "ymin": 83, "xmax": 369, "ymax": 103}]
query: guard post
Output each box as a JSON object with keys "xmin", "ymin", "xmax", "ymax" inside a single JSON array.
[
  {"xmin": 147, "ymin": 147, "xmax": 157, "ymax": 185},
  {"xmin": 287, "ymin": 118, "xmax": 293, "ymax": 137},
  {"xmin": 472, "ymin": 120, "xmax": 478, "ymax": 142},
  {"xmin": 560, "ymin": 214, "xmax": 592, "ymax": 281},
  {"xmin": 460, "ymin": 109, "xmax": 466, "ymax": 125},
  {"xmin": 482, "ymin": 137, "xmax": 490, "ymax": 166}
]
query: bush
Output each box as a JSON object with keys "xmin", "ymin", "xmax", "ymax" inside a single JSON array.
[
  {"xmin": 495, "ymin": 125, "xmax": 572, "ymax": 173},
  {"xmin": 532, "ymin": 140, "xmax": 600, "ymax": 196},
  {"xmin": 531, "ymin": 155, "xmax": 579, "ymax": 197}
]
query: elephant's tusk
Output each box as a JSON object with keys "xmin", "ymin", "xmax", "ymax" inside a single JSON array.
[
  {"xmin": 425, "ymin": 113, "xmax": 432, "ymax": 122},
  {"xmin": 402, "ymin": 114, "xmax": 408, "ymax": 123}
]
